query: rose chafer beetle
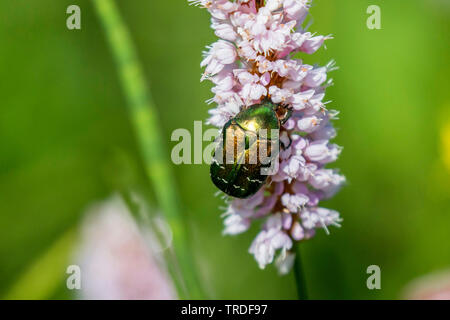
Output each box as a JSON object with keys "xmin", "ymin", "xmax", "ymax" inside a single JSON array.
[{"xmin": 210, "ymin": 99, "xmax": 292, "ymax": 199}]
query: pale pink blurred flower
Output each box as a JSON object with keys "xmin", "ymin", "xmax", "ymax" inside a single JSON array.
[
  {"xmin": 404, "ymin": 270, "xmax": 450, "ymax": 300},
  {"xmin": 76, "ymin": 196, "xmax": 176, "ymax": 300}
]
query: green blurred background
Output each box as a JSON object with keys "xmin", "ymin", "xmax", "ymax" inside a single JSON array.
[{"xmin": 0, "ymin": 0, "xmax": 449, "ymax": 299}]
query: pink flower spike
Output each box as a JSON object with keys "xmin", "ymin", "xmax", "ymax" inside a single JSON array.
[{"xmin": 191, "ymin": 0, "xmax": 345, "ymax": 274}]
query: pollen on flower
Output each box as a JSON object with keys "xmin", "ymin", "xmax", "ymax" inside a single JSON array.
[{"xmin": 191, "ymin": 0, "xmax": 345, "ymax": 274}]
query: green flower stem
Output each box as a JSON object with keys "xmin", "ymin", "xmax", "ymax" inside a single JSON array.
[
  {"xmin": 93, "ymin": 0, "xmax": 203, "ymax": 299},
  {"xmin": 293, "ymin": 244, "xmax": 308, "ymax": 300}
]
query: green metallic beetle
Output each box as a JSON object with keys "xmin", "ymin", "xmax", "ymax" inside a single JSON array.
[{"xmin": 210, "ymin": 100, "xmax": 292, "ymax": 199}]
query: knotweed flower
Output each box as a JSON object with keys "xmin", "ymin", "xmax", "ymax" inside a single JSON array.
[{"xmin": 191, "ymin": 0, "xmax": 345, "ymax": 274}]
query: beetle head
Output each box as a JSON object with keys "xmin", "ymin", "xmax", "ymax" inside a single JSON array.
[{"xmin": 274, "ymin": 104, "xmax": 292, "ymax": 125}]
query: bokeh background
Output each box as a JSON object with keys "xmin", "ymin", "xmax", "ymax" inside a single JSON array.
[{"xmin": 0, "ymin": 0, "xmax": 449, "ymax": 299}]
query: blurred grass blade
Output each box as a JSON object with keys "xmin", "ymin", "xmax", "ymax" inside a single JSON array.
[
  {"xmin": 92, "ymin": 0, "xmax": 203, "ymax": 299},
  {"xmin": 4, "ymin": 230, "xmax": 76, "ymax": 300},
  {"xmin": 294, "ymin": 244, "xmax": 308, "ymax": 300}
]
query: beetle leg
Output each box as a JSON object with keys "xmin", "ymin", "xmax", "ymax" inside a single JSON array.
[{"xmin": 280, "ymin": 107, "xmax": 293, "ymax": 125}]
